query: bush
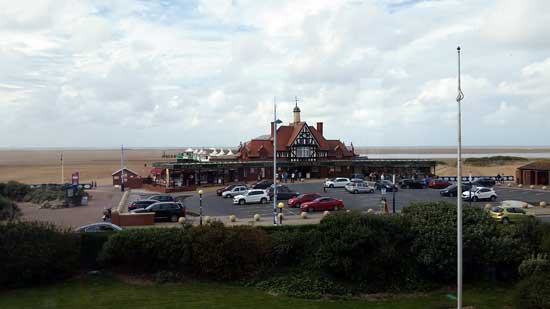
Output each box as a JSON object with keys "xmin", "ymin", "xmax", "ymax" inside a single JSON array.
[
  {"xmin": 99, "ymin": 228, "xmax": 192, "ymax": 273},
  {"xmin": 464, "ymin": 156, "xmax": 528, "ymax": 166},
  {"xmin": 22, "ymin": 187, "xmax": 64, "ymax": 204},
  {"xmin": 262, "ymin": 224, "xmax": 321, "ymax": 267},
  {"xmin": 514, "ymin": 273, "xmax": 550, "ymax": 308},
  {"xmin": 80, "ymin": 232, "xmax": 114, "ymax": 269},
  {"xmin": 402, "ymin": 202, "xmax": 498, "ymax": 282},
  {"xmin": 1, "ymin": 181, "xmax": 31, "ymax": 201},
  {"xmin": 255, "ymin": 271, "xmax": 350, "ymax": 299},
  {"xmin": 0, "ymin": 221, "xmax": 80, "ymax": 287},
  {"xmin": 518, "ymin": 255, "xmax": 550, "ymax": 279},
  {"xmin": 316, "ymin": 212, "xmax": 418, "ymax": 291},
  {"xmin": 190, "ymin": 222, "xmax": 272, "ymax": 280},
  {"xmin": 0, "ymin": 195, "xmax": 21, "ymax": 221}
]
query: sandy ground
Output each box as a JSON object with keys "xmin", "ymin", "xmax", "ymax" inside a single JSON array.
[{"xmin": 0, "ymin": 148, "xmax": 542, "ymax": 185}]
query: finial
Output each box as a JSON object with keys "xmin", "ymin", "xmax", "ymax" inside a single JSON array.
[{"xmin": 457, "ymin": 46, "xmax": 461, "ymax": 51}]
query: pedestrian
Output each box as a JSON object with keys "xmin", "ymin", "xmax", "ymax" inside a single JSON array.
[
  {"xmin": 291, "ymin": 172, "xmax": 295, "ymax": 183},
  {"xmin": 298, "ymin": 171, "xmax": 302, "ymax": 181},
  {"xmin": 323, "ymin": 178, "xmax": 327, "ymax": 193},
  {"xmin": 496, "ymin": 173, "xmax": 502, "ymax": 184}
]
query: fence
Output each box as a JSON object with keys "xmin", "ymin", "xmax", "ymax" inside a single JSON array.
[
  {"xmin": 29, "ymin": 183, "xmax": 94, "ymax": 189},
  {"xmin": 438, "ymin": 176, "xmax": 514, "ymax": 182}
]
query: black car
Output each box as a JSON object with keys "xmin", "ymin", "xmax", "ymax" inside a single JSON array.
[
  {"xmin": 374, "ymin": 180, "xmax": 398, "ymax": 192},
  {"xmin": 132, "ymin": 202, "xmax": 186, "ymax": 222},
  {"xmin": 440, "ymin": 183, "xmax": 472, "ymax": 197},
  {"xmin": 148, "ymin": 194, "xmax": 176, "ymax": 202},
  {"xmin": 268, "ymin": 185, "xmax": 300, "ymax": 200},
  {"xmin": 399, "ymin": 179, "xmax": 426, "ymax": 189},
  {"xmin": 128, "ymin": 199, "xmax": 157, "ymax": 211},
  {"xmin": 252, "ymin": 180, "xmax": 273, "ymax": 189},
  {"xmin": 471, "ymin": 177, "xmax": 496, "ymax": 187}
]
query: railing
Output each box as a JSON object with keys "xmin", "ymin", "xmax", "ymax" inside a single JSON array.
[{"xmin": 437, "ymin": 176, "xmax": 514, "ymax": 182}]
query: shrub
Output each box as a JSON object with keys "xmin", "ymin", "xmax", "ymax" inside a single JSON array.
[
  {"xmin": 0, "ymin": 221, "xmax": 80, "ymax": 287},
  {"xmin": 402, "ymin": 202, "xmax": 498, "ymax": 282},
  {"xmin": 514, "ymin": 273, "xmax": 550, "ymax": 309},
  {"xmin": 1, "ymin": 181, "xmax": 31, "ymax": 201},
  {"xmin": 262, "ymin": 224, "xmax": 321, "ymax": 267},
  {"xmin": 518, "ymin": 255, "xmax": 550, "ymax": 279},
  {"xmin": 80, "ymin": 232, "xmax": 114, "ymax": 269},
  {"xmin": 190, "ymin": 222, "xmax": 271, "ymax": 280},
  {"xmin": 99, "ymin": 227, "xmax": 192, "ymax": 273},
  {"xmin": 0, "ymin": 195, "xmax": 21, "ymax": 221},
  {"xmin": 315, "ymin": 212, "xmax": 418, "ymax": 291},
  {"xmin": 22, "ymin": 187, "xmax": 64, "ymax": 204},
  {"xmin": 255, "ymin": 271, "xmax": 350, "ymax": 299}
]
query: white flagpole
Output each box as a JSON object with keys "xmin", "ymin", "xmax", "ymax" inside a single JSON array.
[
  {"xmin": 456, "ymin": 46, "xmax": 465, "ymax": 309},
  {"xmin": 60, "ymin": 152, "xmax": 64, "ymax": 185}
]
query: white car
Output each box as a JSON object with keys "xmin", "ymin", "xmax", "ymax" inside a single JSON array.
[
  {"xmin": 324, "ymin": 177, "xmax": 351, "ymax": 188},
  {"xmin": 233, "ymin": 189, "xmax": 269, "ymax": 205},
  {"xmin": 222, "ymin": 185, "xmax": 248, "ymax": 198},
  {"xmin": 462, "ymin": 187, "xmax": 497, "ymax": 201},
  {"xmin": 345, "ymin": 182, "xmax": 375, "ymax": 194}
]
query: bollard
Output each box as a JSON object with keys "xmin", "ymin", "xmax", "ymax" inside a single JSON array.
[
  {"xmin": 229, "ymin": 215, "xmax": 237, "ymax": 222},
  {"xmin": 323, "ymin": 210, "xmax": 330, "ymax": 217},
  {"xmin": 543, "ymin": 186, "xmax": 548, "ymax": 191},
  {"xmin": 518, "ymin": 184, "xmax": 523, "ymax": 188},
  {"xmin": 367, "ymin": 208, "xmax": 374, "ymax": 213},
  {"xmin": 178, "ymin": 217, "xmax": 186, "ymax": 225},
  {"xmin": 346, "ymin": 209, "xmax": 351, "ymax": 213},
  {"xmin": 253, "ymin": 214, "xmax": 261, "ymax": 221},
  {"xmin": 530, "ymin": 185, "xmax": 535, "ymax": 189},
  {"xmin": 507, "ymin": 183, "xmax": 512, "ymax": 187},
  {"xmin": 540, "ymin": 201, "xmax": 547, "ymax": 208},
  {"xmin": 484, "ymin": 204, "xmax": 492, "ymax": 211},
  {"xmin": 300, "ymin": 212, "xmax": 308, "ymax": 219},
  {"xmin": 204, "ymin": 216, "xmax": 211, "ymax": 224}
]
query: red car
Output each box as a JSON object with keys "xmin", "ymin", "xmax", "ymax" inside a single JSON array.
[
  {"xmin": 428, "ymin": 179, "xmax": 452, "ymax": 189},
  {"xmin": 300, "ymin": 197, "xmax": 344, "ymax": 212},
  {"xmin": 288, "ymin": 193, "xmax": 322, "ymax": 208}
]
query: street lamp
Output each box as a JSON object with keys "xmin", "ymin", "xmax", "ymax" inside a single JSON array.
[
  {"xmin": 273, "ymin": 97, "xmax": 283, "ymax": 225},
  {"xmin": 277, "ymin": 202, "xmax": 284, "ymax": 225},
  {"xmin": 455, "ymin": 46, "xmax": 465, "ymax": 309},
  {"xmin": 198, "ymin": 189, "xmax": 204, "ymax": 226},
  {"xmin": 392, "ymin": 174, "xmax": 396, "ymax": 214}
]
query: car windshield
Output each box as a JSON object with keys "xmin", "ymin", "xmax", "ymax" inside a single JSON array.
[{"xmin": 491, "ymin": 207, "xmax": 504, "ymax": 212}]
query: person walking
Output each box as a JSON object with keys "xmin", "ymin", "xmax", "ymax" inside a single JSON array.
[{"xmin": 291, "ymin": 172, "xmax": 295, "ymax": 183}]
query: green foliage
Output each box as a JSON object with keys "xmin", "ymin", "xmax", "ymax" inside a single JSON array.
[
  {"xmin": 514, "ymin": 273, "xmax": 550, "ymax": 309},
  {"xmin": 0, "ymin": 195, "xmax": 21, "ymax": 221},
  {"xmin": 255, "ymin": 271, "xmax": 350, "ymax": 299},
  {"xmin": 316, "ymin": 212, "xmax": 418, "ymax": 291},
  {"xmin": 99, "ymin": 227, "xmax": 192, "ymax": 273},
  {"xmin": 1, "ymin": 181, "xmax": 31, "ymax": 201},
  {"xmin": 80, "ymin": 232, "xmax": 114, "ymax": 269},
  {"xmin": 402, "ymin": 202, "xmax": 498, "ymax": 282},
  {"xmin": 0, "ymin": 221, "xmax": 80, "ymax": 288},
  {"xmin": 518, "ymin": 255, "xmax": 550, "ymax": 279},
  {"xmin": 464, "ymin": 156, "xmax": 527, "ymax": 166},
  {"xmin": 22, "ymin": 187, "xmax": 64, "ymax": 204},
  {"xmin": 264, "ymin": 224, "xmax": 321, "ymax": 267},
  {"xmin": 190, "ymin": 222, "xmax": 272, "ymax": 280}
]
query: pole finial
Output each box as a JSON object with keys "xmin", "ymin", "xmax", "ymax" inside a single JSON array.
[{"xmin": 457, "ymin": 46, "xmax": 461, "ymax": 51}]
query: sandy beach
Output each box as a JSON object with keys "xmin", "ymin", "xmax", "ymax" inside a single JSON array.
[{"xmin": 0, "ymin": 147, "xmax": 546, "ymax": 185}]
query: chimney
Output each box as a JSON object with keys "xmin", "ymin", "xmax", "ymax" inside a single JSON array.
[
  {"xmin": 271, "ymin": 122, "xmax": 275, "ymax": 138},
  {"xmin": 316, "ymin": 122, "xmax": 323, "ymax": 136}
]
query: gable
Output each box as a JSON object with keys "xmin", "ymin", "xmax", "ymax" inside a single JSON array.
[{"xmin": 288, "ymin": 123, "xmax": 319, "ymax": 147}]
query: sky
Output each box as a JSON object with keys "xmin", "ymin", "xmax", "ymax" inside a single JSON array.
[{"xmin": 1, "ymin": 0, "xmax": 549, "ymax": 148}]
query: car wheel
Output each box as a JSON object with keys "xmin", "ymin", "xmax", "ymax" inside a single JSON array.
[
  {"xmin": 226, "ymin": 194, "xmax": 232, "ymax": 198},
  {"xmin": 170, "ymin": 215, "xmax": 178, "ymax": 222},
  {"xmin": 490, "ymin": 195, "xmax": 497, "ymax": 201},
  {"xmin": 370, "ymin": 189, "xmax": 374, "ymax": 193},
  {"xmin": 502, "ymin": 217, "xmax": 510, "ymax": 224},
  {"xmin": 261, "ymin": 198, "xmax": 267, "ymax": 204},
  {"xmin": 329, "ymin": 184, "xmax": 334, "ymax": 188},
  {"xmin": 473, "ymin": 196, "xmax": 479, "ymax": 202},
  {"xmin": 333, "ymin": 206, "xmax": 338, "ymax": 211},
  {"xmin": 308, "ymin": 207, "xmax": 314, "ymax": 213},
  {"xmin": 239, "ymin": 199, "xmax": 245, "ymax": 205},
  {"xmin": 354, "ymin": 190, "xmax": 359, "ymax": 194},
  {"xmin": 295, "ymin": 203, "xmax": 301, "ymax": 208}
]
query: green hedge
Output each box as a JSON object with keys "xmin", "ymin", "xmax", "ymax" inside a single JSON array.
[
  {"xmin": 514, "ymin": 273, "xmax": 550, "ymax": 308},
  {"xmin": 0, "ymin": 181, "xmax": 31, "ymax": 201},
  {"xmin": 0, "ymin": 195, "xmax": 21, "ymax": 221},
  {"xmin": 0, "ymin": 222, "xmax": 80, "ymax": 287}
]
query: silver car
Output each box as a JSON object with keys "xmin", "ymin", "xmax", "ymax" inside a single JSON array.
[{"xmin": 345, "ymin": 182, "xmax": 375, "ymax": 194}]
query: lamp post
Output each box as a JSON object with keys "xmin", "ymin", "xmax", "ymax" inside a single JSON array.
[
  {"xmin": 392, "ymin": 174, "xmax": 396, "ymax": 214},
  {"xmin": 456, "ymin": 46, "xmax": 465, "ymax": 309},
  {"xmin": 273, "ymin": 97, "xmax": 283, "ymax": 225},
  {"xmin": 198, "ymin": 189, "xmax": 204, "ymax": 225},
  {"xmin": 277, "ymin": 202, "xmax": 284, "ymax": 225}
]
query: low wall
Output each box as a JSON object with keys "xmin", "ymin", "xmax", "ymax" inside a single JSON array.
[
  {"xmin": 142, "ymin": 184, "xmax": 198, "ymax": 193},
  {"xmin": 112, "ymin": 211, "xmax": 155, "ymax": 227}
]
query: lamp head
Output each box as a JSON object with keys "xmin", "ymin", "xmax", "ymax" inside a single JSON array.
[
  {"xmin": 277, "ymin": 202, "xmax": 284, "ymax": 208},
  {"xmin": 198, "ymin": 189, "xmax": 203, "ymax": 195}
]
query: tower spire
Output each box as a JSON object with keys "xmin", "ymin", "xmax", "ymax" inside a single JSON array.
[{"xmin": 293, "ymin": 96, "xmax": 301, "ymax": 124}]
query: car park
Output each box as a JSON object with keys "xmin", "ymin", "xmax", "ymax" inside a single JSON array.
[
  {"xmin": 428, "ymin": 179, "xmax": 452, "ymax": 189},
  {"xmin": 374, "ymin": 180, "xmax": 398, "ymax": 192},
  {"xmin": 399, "ymin": 179, "xmax": 426, "ymax": 189},
  {"xmin": 128, "ymin": 199, "xmax": 158, "ymax": 211},
  {"xmin": 221, "ymin": 185, "xmax": 248, "ymax": 198},
  {"xmin": 461, "ymin": 187, "xmax": 497, "ymax": 201},
  {"xmin": 233, "ymin": 189, "xmax": 269, "ymax": 205},
  {"xmin": 131, "ymin": 202, "xmax": 186, "ymax": 222},
  {"xmin": 76, "ymin": 222, "xmax": 122, "ymax": 233},
  {"xmin": 268, "ymin": 185, "xmax": 300, "ymax": 200},
  {"xmin": 489, "ymin": 205, "xmax": 530, "ymax": 223},
  {"xmin": 345, "ymin": 182, "xmax": 375, "ymax": 194},
  {"xmin": 439, "ymin": 183, "xmax": 472, "ymax": 197},
  {"xmin": 300, "ymin": 197, "xmax": 344, "ymax": 212},
  {"xmin": 287, "ymin": 193, "xmax": 322, "ymax": 208},
  {"xmin": 252, "ymin": 180, "xmax": 273, "ymax": 189},
  {"xmin": 148, "ymin": 194, "xmax": 176, "ymax": 202},
  {"xmin": 324, "ymin": 178, "xmax": 351, "ymax": 188}
]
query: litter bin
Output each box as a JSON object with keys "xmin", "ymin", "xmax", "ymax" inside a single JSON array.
[{"xmin": 81, "ymin": 196, "xmax": 89, "ymax": 206}]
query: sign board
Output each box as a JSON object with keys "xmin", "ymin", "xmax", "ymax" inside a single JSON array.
[{"xmin": 72, "ymin": 172, "xmax": 79, "ymax": 185}]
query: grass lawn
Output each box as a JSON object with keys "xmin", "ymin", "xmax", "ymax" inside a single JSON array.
[{"xmin": 0, "ymin": 276, "xmax": 513, "ymax": 309}]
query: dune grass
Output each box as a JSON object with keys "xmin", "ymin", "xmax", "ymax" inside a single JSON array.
[{"xmin": 0, "ymin": 275, "xmax": 513, "ymax": 309}]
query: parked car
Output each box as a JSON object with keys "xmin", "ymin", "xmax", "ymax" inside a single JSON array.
[
  {"xmin": 76, "ymin": 222, "xmax": 122, "ymax": 233},
  {"xmin": 428, "ymin": 179, "xmax": 452, "ymax": 189},
  {"xmin": 345, "ymin": 182, "xmax": 375, "ymax": 194},
  {"xmin": 324, "ymin": 178, "xmax": 351, "ymax": 188},
  {"xmin": 439, "ymin": 183, "xmax": 472, "ymax": 197},
  {"xmin": 399, "ymin": 179, "xmax": 426, "ymax": 189},
  {"xmin": 489, "ymin": 205, "xmax": 530, "ymax": 224},
  {"xmin": 461, "ymin": 187, "xmax": 497, "ymax": 201},
  {"xmin": 131, "ymin": 202, "xmax": 186, "ymax": 222},
  {"xmin": 217, "ymin": 184, "xmax": 243, "ymax": 196},
  {"xmin": 233, "ymin": 189, "xmax": 269, "ymax": 205},
  {"xmin": 148, "ymin": 194, "xmax": 176, "ymax": 202},
  {"xmin": 287, "ymin": 193, "xmax": 322, "ymax": 208},
  {"xmin": 128, "ymin": 199, "xmax": 158, "ymax": 211},
  {"xmin": 471, "ymin": 177, "xmax": 496, "ymax": 187},
  {"xmin": 300, "ymin": 197, "xmax": 344, "ymax": 212},
  {"xmin": 252, "ymin": 180, "xmax": 273, "ymax": 189},
  {"xmin": 374, "ymin": 180, "xmax": 398, "ymax": 192},
  {"xmin": 221, "ymin": 185, "xmax": 248, "ymax": 198},
  {"xmin": 268, "ymin": 185, "xmax": 300, "ymax": 200},
  {"xmin": 351, "ymin": 173, "xmax": 365, "ymax": 180}
]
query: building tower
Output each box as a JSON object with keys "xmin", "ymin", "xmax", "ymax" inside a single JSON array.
[{"xmin": 293, "ymin": 96, "xmax": 301, "ymax": 124}]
